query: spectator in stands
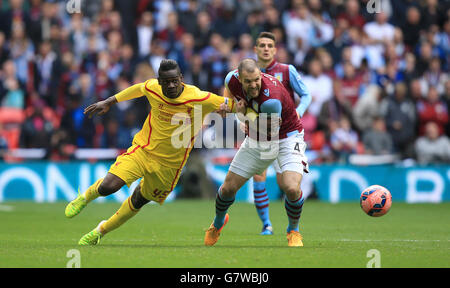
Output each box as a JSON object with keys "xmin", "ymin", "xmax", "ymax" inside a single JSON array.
[
  {"xmin": 262, "ymin": 5, "xmax": 283, "ymax": 34},
  {"xmin": 33, "ymin": 40, "xmax": 61, "ymax": 108},
  {"xmin": 376, "ymin": 60, "xmax": 402, "ymax": 96},
  {"xmin": 416, "ymin": 86, "xmax": 449, "ymax": 136},
  {"xmin": 119, "ymin": 43, "xmax": 138, "ymax": 80},
  {"xmin": 362, "ymin": 116, "xmax": 393, "ymax": 155},
  {"xmin": 193, "ymin": 11, "xmax": 213, "ymax": 52},
  {"xmin": 339, "ymin": 61, "xmax": 363, "ymax": 106},
  {"xmin": 409, "ymin": 78, "xmax": 425, "ymax": 103},
  {"xmin": 0, "ymin": 0, "xmax": 30, "ymax": 39},
  {"xmin": 284, "ymin": 3, "xmax": 312, "ymax": 66},
  {"xmin": 316, "ymin": 48, "xmax": 336, "ymax": 79},
  {"xmin": 415, "ymin": 121, "xmax": 450, "ymax": 164},
  {"xmin": 401, "ymin": 53, "xmax": 420, "ymax": 86},
  {"xmin": 307, "ymin": 0, "xmax": 334, "ymax": 48},
  {"xmin": 0, "ymin": 60, "xmax": 25, "ymax": 108},
  {"xmin": 323, "ymin": 17, "xmax": 349, "ymax": 68},
  {"xmin": 336, "ymin": 0, "xmax": 365, "ymax": 30},
  {"xmin": 400, "ymin": 6, "xmax": 424, "ymax": 50},
  {"xmin": 212, "ymin": 8, "xmax": 241, "ymax": 41},
  {"xmin": 422, "ymin": 0, "xmax": 447, "ymax": 30},
  {"xmin": 9, "ymin": 21, "xmax": 34, "ymax": 85},
  {"xmin": 157, "ymin": 11, "xmax": 185, "ymax": 58},
  {"xmin": 136, "ymin": 11, "xmax": 154, "ymax": 59},
  {"xmin": 59, "ymin": 95, "xmax": 95, "ymax": 148},
  {"xmin": 177, "ymin": 0, "xmax": 199, "ymax": 35},
  {"xmin": 318, "ymin": 80, "xmax": 353, "ymax": 136},
  {"xmin": 19, "ymin": 99, "xmax": 53, "ymax": 150},
  {"xmin": 100, "ymin": 118, "xmax": 125, "ymax": 149},
  {"xmin": 200, "ymin": 33, "xmax": 231, "ymax": 94},
  {"xmin": 232, "ymin": 33, "xmax": 256, "ymax": 61},
  {"xmin": 353, "ymin": 85, "xmax": 384, "ymax": 133},
  {"xmin": 380, "ymin": 82, "xmax": 417, "ymax": 158},
  {"xmin": 415, "ymin": 41, "xmax": 434, "ymax": 76},
  {"xmin": 363, "ymin": 11, "xmax": 395, "ymax": 46},
  {"xmin": 183, "ymin": 54, "xmax": 210, "ymax": 91},
  {"xmin": 1, "ymin": 78, "xmax": 24, "ymax": 109},
  {"xmin": 330, "ymin": 116, "xmax": 359, "ymax": 163},
  {"xmin": 421, "ymin": 57, "xmax": 448, "ymax": 95},
  {"xmin": 302, "ymin": 58, "xmax": 333, "ymax": 117}
]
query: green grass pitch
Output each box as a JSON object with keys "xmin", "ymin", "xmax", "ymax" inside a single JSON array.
[{"xmin": 0, "ymin": 200, "xmax": 449, "ymax": 268}]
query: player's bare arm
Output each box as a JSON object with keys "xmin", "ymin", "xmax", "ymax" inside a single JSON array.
[{"xmin": 83, "ymin": 96, "xmax": 118, "ymax": 119}]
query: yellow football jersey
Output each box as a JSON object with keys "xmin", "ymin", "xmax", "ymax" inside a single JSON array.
[{"xmin": 114, "ymin": 79, "xmax": 234, "ymax": 168}]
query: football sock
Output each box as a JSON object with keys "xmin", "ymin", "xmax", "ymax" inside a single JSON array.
[
  {"xmin": 284, "ymin": 191, "xmax": 304, "ymax": 233},
  {"xmin": 99, "ymin": 196, "xmax": 139, "ymax": 235},
  {"xmin": 83, "ymin": 178, "xmax": 103, "ymax": 203},
  {"xmin": 213, "ymin": 187, "xmax": 235, "ymax": 229},
  {"xmin": 253, "ymin": 181, "xmax": 271, "ymax": 227}
]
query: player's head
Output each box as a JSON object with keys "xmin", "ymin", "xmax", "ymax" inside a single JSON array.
[
  {"xmin": 238, "ymin": 58, "xmax": 261, "ymax": 99},
  {"xmin": 158, "ymin": 59, "xmax": 183, "ymax": 99},
  {"xmin": 254, "ymin": 32, "xmax": 277, "ymax": 63}
]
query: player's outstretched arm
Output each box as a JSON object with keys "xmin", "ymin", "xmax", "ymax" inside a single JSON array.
[
  {"xmin": 84, "ymin": 83, "xmax": 144, "ymax": 118},
  {"xmin": 84, "ymin": 96, "xmax": 117, "ymax": 118}
]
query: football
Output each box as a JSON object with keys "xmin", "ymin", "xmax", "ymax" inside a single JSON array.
[{"xmin": 360, "ymin": 185, "xmax": 392, "ymax": 217}]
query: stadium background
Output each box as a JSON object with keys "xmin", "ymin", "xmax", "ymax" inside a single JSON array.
[{"xmin": 0, "ymin": 0, "xmax": 449, "ymax": 204}]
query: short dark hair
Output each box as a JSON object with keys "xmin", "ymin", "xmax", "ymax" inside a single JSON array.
[
  {"xmin": 158, "ymin": 59, "xmax": 181, "ymax": 76},
  {"xmin": 256, "ymin": 31, "xmax": 276, "ymax": 45},
  {"xmin": 238, "ymin": 58, "xmax": 260, "ymax": 75}
]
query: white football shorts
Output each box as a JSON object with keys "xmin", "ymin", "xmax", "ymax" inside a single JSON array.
[{"xmin": 229, "ymin": 131, "xmax": 309, "ymax": 179}]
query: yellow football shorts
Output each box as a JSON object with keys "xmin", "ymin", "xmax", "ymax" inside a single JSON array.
[{"xmin": 108, "ymin": 144, "xmax": 183, "ymax": 204}]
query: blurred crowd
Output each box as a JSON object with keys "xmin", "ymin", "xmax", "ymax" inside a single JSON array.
[{"xmin": 0, "ymin": 0, "xmax": 448, "ymax": 164}]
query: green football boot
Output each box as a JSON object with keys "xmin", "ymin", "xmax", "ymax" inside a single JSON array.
[
  {"xmin": 65, "ymin": 190, "xmax": 87, "ymax": 218},
  {"xmin": 78, "ymin": 221, "xmax": 106, "ymax": 246}
]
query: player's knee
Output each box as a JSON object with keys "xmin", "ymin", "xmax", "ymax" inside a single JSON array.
[
  {"xmin": 254, "ymin": 173, "xmax": 266, "ymax": 182},
  {"xmin": 284, "ymin": 186, "xmax": 302, "ymax": 201},
  {"xmin": 130, "ymin": 186, "xmax": 149, "ymax": 209},
  {"xmin": 98, "ymin": 173, "xmax": 126, "ymax": 196},
  {"xmin": 98, "ymin": 181, "xmax": 120, "ymax": 196},
  {"xmin": 219, "ymin": 184, "xmax": 237, "ymax": 198}
]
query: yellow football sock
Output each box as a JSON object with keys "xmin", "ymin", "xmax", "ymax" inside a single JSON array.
[
  {"xmin": 99, "ymin": 196, "xmax": 139, "ymax": 235},
  {"xmin": 83, "ymin": 178, "xmax": 103, "ymax": 203}
]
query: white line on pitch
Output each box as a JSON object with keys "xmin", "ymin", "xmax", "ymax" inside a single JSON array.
[{"xmin": 0, "ymin": 205, "xmax": 14, "ymax": 212}]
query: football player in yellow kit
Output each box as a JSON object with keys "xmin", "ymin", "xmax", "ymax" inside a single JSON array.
[{"xmin": 65, "ymin": 59, "xmax": 239, "ymax": 245}]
